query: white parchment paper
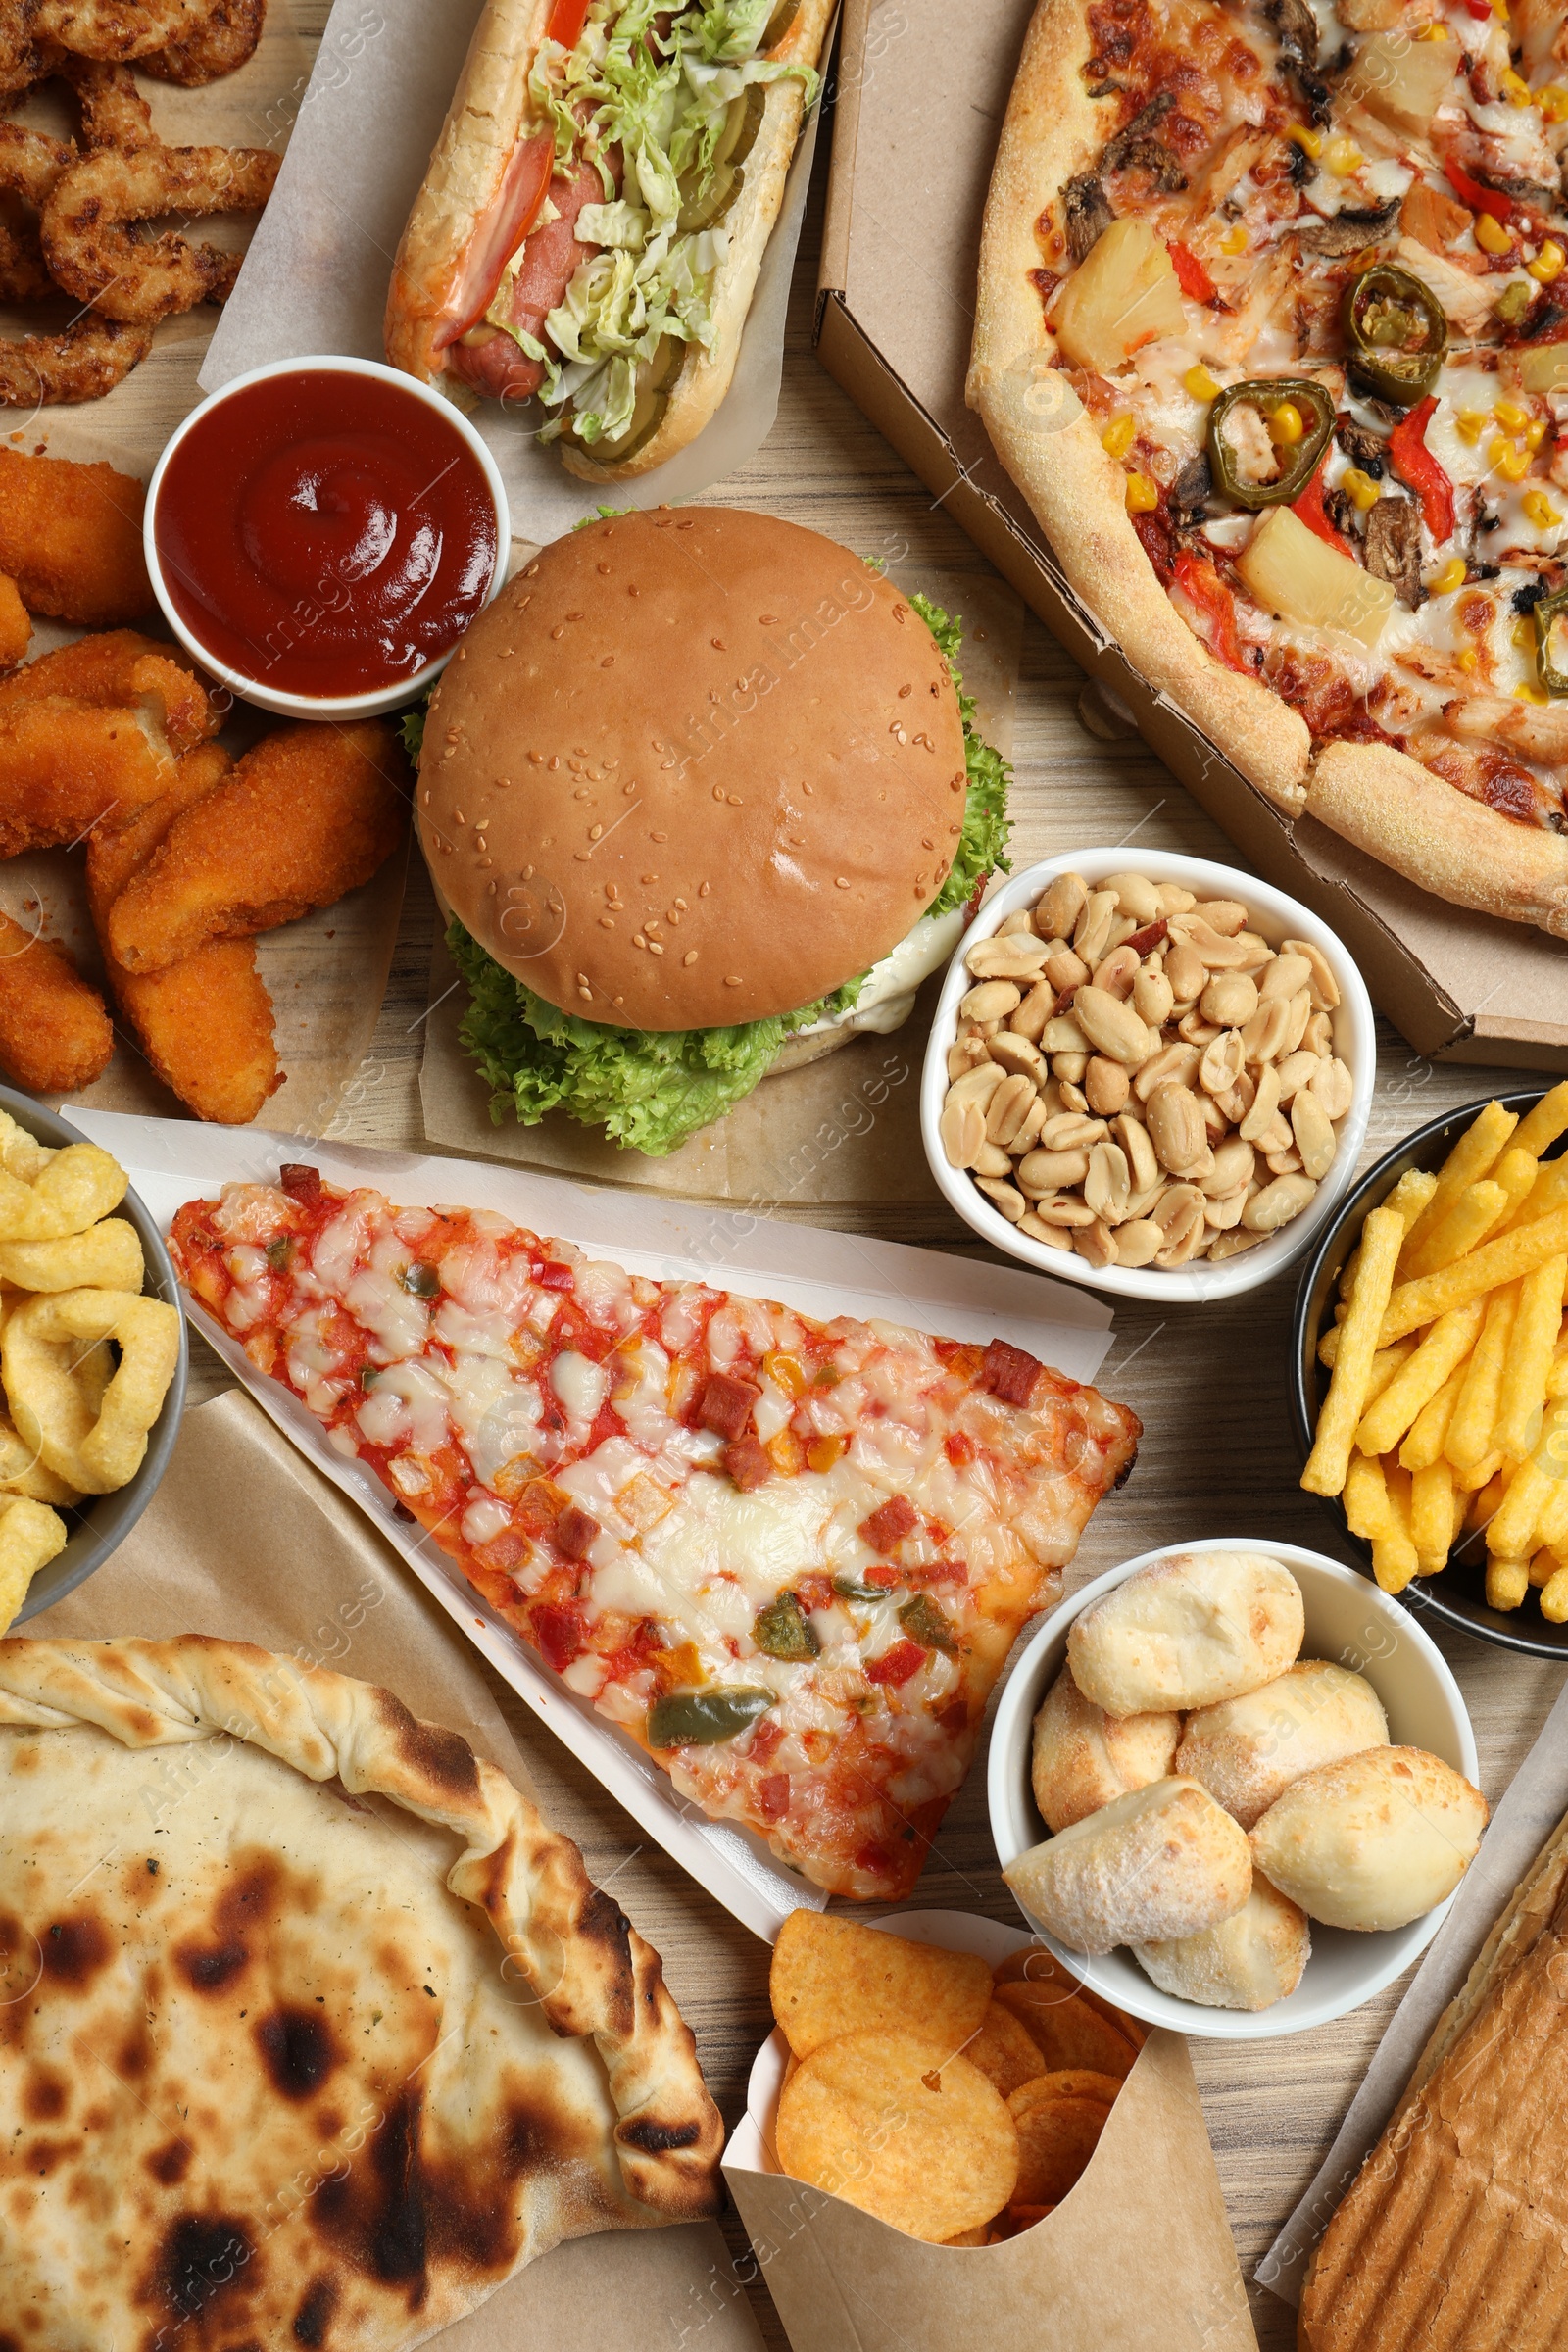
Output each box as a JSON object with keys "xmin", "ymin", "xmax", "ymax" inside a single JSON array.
[
  {"xmin": 1258, "ymin": 1668, "xmax": 1568, "ymax": 2306},
  {"xmin": 202, "ymin": 0, "xmax": 827, "ymax": 545},
  {"xmin": 70, "ymin": 1108, "xmax": 1112, "ymax": 1944}
]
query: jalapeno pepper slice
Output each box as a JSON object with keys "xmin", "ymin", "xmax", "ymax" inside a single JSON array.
[
  {"xmin": 753, "ymin": 1592, "xmax": 820, "ymax": 1661},
  {"xmin": 1535, "ymin": 585, "xmax": 1568, "ymax": 697},
  {"xmin": 1344, "ymin": 265, "xmax": 1448, "ymax": 406},
  {"xmin": 647, "ymin": 1687, "xmax": 775, "ymax": 1748},
  {"xmin": 1207, "ymin": 378, "xmax": 1336, "ymax": 507}
]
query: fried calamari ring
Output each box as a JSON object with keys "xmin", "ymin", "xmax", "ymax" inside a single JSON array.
[
  {"xmin": 30, "ymin": 0, "xmax": 222, "ymax": 63},
  {"xmin": 0, "ymin": 1217, "xmax": 143, "ymax": 1293},
  {"xmin": 0, "ymin": 1139, "xmax": 125, "ymax": 1242},
  {"xmin": 62, "ymin": 56, "xmax": 156, "ymax": 150},
  {"xmin": 41, "ymin": 141, "xmax": 280, "ymax": 323},
  {"xmin": 0, "ymin": 1110, "xmax": 52, "ymax": 1182},
  {"xmin": 143, "ymin": 0, "xmax": 265, "ymax": 86},
  {"xmin": 0, "ymin": 1494, "xmax": 68, "ymax": 1633},
  {"xmin": 0, "ymin": 315, "xmax": 154, "ymax": 406},
  {"xmin": 0, "ymin": 1410, "xmax": 80, "ymax": 1506},
  {"xmin": 0, "ymin": 123, "xmax": 74, "ymax": 307},
  {"xmin": 3, "ymin": 1286, "xmax": 179, "ymax": 1492}
]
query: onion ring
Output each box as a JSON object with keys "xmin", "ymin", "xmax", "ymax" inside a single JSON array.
[
  {"xmin": 0, "ymin": 1217, "xmax": 143, "ymax": 1292},
  {"xmin": 0, "ymin": 1409, "xmax": 80, "ymax": 1506},
  {"xmin": 0, "ymin": 122, "xmax": 74, "ymax": 308},
  {"xmin": 3, "ymin": 1285, "xmax": 179, "ymax": 1492},
  {"xmin": 0, "ymin": 315, "xmax": 154, "ymax": 406},
  {"xmin": 0, "ymin": 1494, "xmax": 68, "ymax": 1633},
  {"xmin": 62, "ymin": 57, "xmax": 156, "ymax": 150},
  {"xmin": 41, "ymin": 140, "xmax": 280, "ymax": 323},
  {"xmin": 31, "ymin": 0, "xmax": 220, "ymax": 64},
  {"xmin": 0, "ymin": 1139, "xmax": 125, "ymax": 1242},
  {"xmin": 144, "ymin": 0, "xmax": 265, "ymax": 86}
]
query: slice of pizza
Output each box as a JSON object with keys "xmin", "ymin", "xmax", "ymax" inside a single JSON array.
[
  {"xmin": 172, "ymin": 1168, "xmax": 1140, "ymax": 1901},
  {"xmin": 969, "ymin": 0, "xmax": 1568, "ymax": 939}
]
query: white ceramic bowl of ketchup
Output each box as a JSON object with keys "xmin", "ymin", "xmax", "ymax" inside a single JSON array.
[{"xmin": 145, "ymin": 354, "xmax": 511, "ymax": 721}]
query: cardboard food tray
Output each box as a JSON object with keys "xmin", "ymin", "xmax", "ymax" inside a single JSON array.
[
  {"xmin": 815, "ymin": 0, "xmax": 1568, "ymax": 1069},
  {"xmin": 724, "ymin": 1908, "xmax": 1258, "ymax": 2352},
  {"xmin": 71, "ymin": 1105, "xmax": 1114, "ymax": 1943}
]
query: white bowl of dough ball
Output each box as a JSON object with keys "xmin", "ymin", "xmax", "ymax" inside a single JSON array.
[
  {"xmin": 987, "ymin": 1540, "xmax": 1482, "ymax": 2039},
  {"xmin": 920, "ymin": 851, "xmax": 1375, "ymax": 1301}
]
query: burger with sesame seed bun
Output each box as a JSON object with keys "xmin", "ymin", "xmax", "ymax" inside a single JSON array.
[{"xmin": 415, "ymin": 505, "xmax": 1010, "ymax": 1156}]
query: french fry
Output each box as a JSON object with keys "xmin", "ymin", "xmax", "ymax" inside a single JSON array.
[
  {"xmin": 1401, "ymin": 1182, "xmax": 1507, "ymax": 1281},
  {"xmin": 1356, "ymin": 1299, "xmax": 1486, "ymax": 1460},
  {"xmin": 1370, "ymin": 1460, "xmax": 1420, "ymax": 1592},
  {"xmin": 1320, "ymin": 1330, "xmax": 1417, "ymax": 1382},
  {"xmin": 1410, "ymin": 1458, "xmax": 1456, "ymax": 1574},
  {"xmin": 1542, "ymin": 1562, "xmax": 1568, "ymax": 1622},
  {"xmin": 1378, "ymin": 1205, "xmax": 1568, "ymax": 1345},
  {"xmin": 1547, "ymin": 1327, "xmax": 1568, "ymax": 1401},
  {"xmin": 1398, "ymin": 1101, "xmax": 1518, "ymax": 1268},
  {"xmin": 1446, "ymin": 1285, "xmax": 1519, "ymax": 1471},
  {"xmin": 1302, "ymin": 1207, "xmax": 1404, "ymax": 1497},
  {"xmin": 1487, "ymin": 1455, "xmax": 1551, "ymax": 1563},
  {"xmin": 1487, "ymin": 1556, "xmax": 1531, "ymax": 1611},
  {"xmin": 1494, "ymin": 1253, "xmax": 1567, "ymax": 1463},
  {"xmin": 1512, "ymin": 1080, "xmax": 1568, "ymax": 1162},
  {"xmin": 1400, "ymin": 1358, "xmax": 1472, "ymax": 1471},
  {"xmin": 1343, "ymin": 1449, "xmax": 1392, "ymax": 1541},
  {"xmin": 1507, "ymin": 1152, "xmax": 1568, "ymax": 1234},
  {"xmin": 1529, "ymin": 1547, "xmax": 1555, "ymax": 1589},
  {"xmin": 1339, "ymin": 1168, "xmax": 1439, "ymax": 1300},
  {"xmin": 1490, "ymin": 1146, "xmax": 1542, "ymax": 1229},
  {"xmin": 1460, "ymin": 1454, "xmax": 1508, "ymax": 1501}
]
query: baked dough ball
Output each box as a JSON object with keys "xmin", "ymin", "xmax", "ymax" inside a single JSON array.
[
  {"xmin": 1067, "ymin": 1550, "xmax": 1304, "ymax": 1718},
  {"xmin": 1003, "ymin": 1778, "xmax": 1251, "ymax": 1956},
  {"xmin": 1031, "ymin": 1664, "xmax": 1183, "ymax": 1832},
  {"xmin": 1250, "ymin": 1747, "xmax": 1488, "ymax": 1933},
  {"xmin": 1134, "ymin": 1875, "xmax": 1310, "ymax": 2012},
  {"xmin": 1176, "ymin": 1660, "xmax": 1390, "ymax": 1830}
]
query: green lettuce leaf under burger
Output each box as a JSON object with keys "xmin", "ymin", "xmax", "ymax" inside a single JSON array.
[{"xmin": 417, "ymin": 508, "xmax": 1011, "ymax": 1157}]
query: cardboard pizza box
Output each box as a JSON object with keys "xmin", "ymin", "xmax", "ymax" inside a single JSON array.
[{"xmin": 814, "ymin": 0, "xmax": 1568, "ymax": 1069}]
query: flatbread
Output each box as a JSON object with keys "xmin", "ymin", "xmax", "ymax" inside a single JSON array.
[
  {"xmin": 0, "ymin": 1636, "xmax": 722, "ymax": 2350},
  {"xmin": 968, "ymin": 0, "xmax": 1568, "ymax": 940}
]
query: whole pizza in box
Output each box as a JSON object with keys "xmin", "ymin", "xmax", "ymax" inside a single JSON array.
[{"xmin": 969, "ymin": 0, "xmax": 1568, "ymax": 939}]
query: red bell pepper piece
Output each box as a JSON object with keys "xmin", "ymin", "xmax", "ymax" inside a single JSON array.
[
  {"xmin": 1443, "ymin": 157, "xmax": 1513, "ymax": 223},
  {"xmin": 1291, "ymin": 455, "xmax": 1354, "ymax": 557},
  {"xmin": 1172, "ymin": 549, "xmax": 1249, "ymax": 673},
  {"xmin": 547, "ymin": 0, "xmax": 592, "ymax": 42},
  {"xmin": 865, "ymin": 1640, "xmax": 927, "ymax": 1688},
  {"xmin": 1167, "ymin": 241, "xmax": 1216, "ymax": 302},
  {"xmin": 1389, "ymin": 396, "xmax": 1455, "ymax": 542}
]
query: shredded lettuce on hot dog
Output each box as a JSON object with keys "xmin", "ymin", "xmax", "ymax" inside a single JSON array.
[
  {"xmin": 444, "ymin": 597, "xmax": 1012, "ymax": 1155},
  {"xmin": 486, "ymin": 0, "xmax": 818, "ymax": 446}
]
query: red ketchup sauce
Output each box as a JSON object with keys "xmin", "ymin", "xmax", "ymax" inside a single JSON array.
[{"xmin": 153, "ymin": 368, "xmax": 499, "ymax": 698}]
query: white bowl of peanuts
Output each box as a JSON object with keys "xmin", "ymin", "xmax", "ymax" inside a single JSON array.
[{"xmin": 921, "ymin": 852, "xmax": 1376, "ymax": 1302}]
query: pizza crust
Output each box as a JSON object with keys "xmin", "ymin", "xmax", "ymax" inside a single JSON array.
[
  {"xmin": 1306, "ymin": 739, "xmax": 1568, "ymax": 938},
  {"xmin": 967, "ymin": 0, "xmax": 1311, "ymax": 815},
  {"xmin": 968, "ymin": 0, "xmax": 1568, "ymax": 936}
]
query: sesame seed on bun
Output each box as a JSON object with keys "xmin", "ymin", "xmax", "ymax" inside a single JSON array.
[{"xmin": 419, "ymin": 507, "xmax": 968, "ymax": 1031}]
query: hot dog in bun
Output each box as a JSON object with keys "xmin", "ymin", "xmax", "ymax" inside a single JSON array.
[
  {"xmin": 412, "ymin": 507, "xmax": 1012, "ymax": 1155},
  {"xmin": 385, "ymin": 0, "xmax": 831, "ymax": 480}
]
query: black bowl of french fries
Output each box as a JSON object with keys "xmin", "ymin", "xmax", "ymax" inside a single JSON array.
[
  {"xmin": 1291, "ymin": 1086, "xmax": 1568, "ymax": 1658},
  {"xmin": 0, "ymin": 1086, "xmax": 186, "ymax": 1631}
]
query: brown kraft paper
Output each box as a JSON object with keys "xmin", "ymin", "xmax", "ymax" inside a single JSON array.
[
  {"xmin": 724, "ymin": 2031, "xmax": 1257, "ymax": 2352},
  {"xmin": 24, "ymin": 1388, "xmax": 764, "ymax": 2352}
]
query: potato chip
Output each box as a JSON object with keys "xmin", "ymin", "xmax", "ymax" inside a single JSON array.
[
  {"xmin": 769, "ymin": 1910, "xmax": 993, "ymax": 2059},
  {"xmin": 993, "ymin": 1939, "xmax": 1148, "ymax": 2047},
  {"xmin": 962, "ymin": 2001, "xmax": 1048, "ymax": 2100},
  {"xmin": 991, "ymin": 2201, "xmax": 1055, "ymax": 2240},
  {"xmin": 993, "ymin": 1982, "xmax": 1139, "ymax": 2078},
  {"xmin": 943, "ymin": 2224, "xmax": 990, "ymax": 2247},
  {"xmin": 775, "ymin": 2029, "xmax": 1019, "ymax": 2242},
  {"xmin": 1009, "ymin": 2072, "xmax": 1117, "ymax": 2203}
]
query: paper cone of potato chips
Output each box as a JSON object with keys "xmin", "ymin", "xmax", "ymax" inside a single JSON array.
[{"xmin": 724, "ymin": 1913, "xmax": 1257, "ymax": 2352}]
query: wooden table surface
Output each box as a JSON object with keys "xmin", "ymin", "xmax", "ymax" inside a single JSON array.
[{"xmin": 172, "ymin": 20, "xmax": 1565, "ymax": 2347}]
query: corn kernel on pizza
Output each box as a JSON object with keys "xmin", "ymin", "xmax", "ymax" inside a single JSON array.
[
  {"xmin": 970, "ymin": 0, "xmax": 1568, "ymax": 935},
  {"xmin": 172, "ymin": 1167, "xmax": 1140, "ymax": 1899}
]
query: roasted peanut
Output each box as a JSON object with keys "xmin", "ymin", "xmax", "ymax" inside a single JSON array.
[
  {"xmin": 1040, "ymin": 1016, "xmax": 1090, "ymax": 1054},
  {"xmin": 1091, "ymin": 943, "xmax": 1141, "ymax": 1000},
  {"xmin": 1274, "ymin": 1049, "xmax": 1320, "ymax": 1102},
  {"xmin": 1282, "ymin": 937, "xmax": 1341, "ymax": 1010},
  {"xmin": 976, "ymin": 1177, "xmax": 1028, "ymax": 1222},
  {"xmin": 987, "ymin": 1074, "xmax": 1043, "ymax": 1150},
  {"xmin": 1203, "ymin": 1188, "xmax": 1248, "ymax": 1231},
  {"xmin": 961, "ymin": 979, "xmax": 1022, "ymax": 1024},
  {"xmin": 1163, "ymin": 943, "xmax": 1207, "ymax": 1004},
  {"xmin": 1232, "ymin": 931, "xmax": 1274, "ymax": 973},
  {"xmin": 1152, "ymin": 1183, "xmax": 1206, "ymax": 1265},
  {"xmin": 1044, "ymin": 948, "xmax": 1090, "ymax": 993},
  {"xmin": 1156, "ymin": 882, "xmax": 1197, "ymax": 915},
  {"xmin": 1177, "ymin": 1012, "xmax": 1222, "ymax": 1048},
  {"xmin": 988, "ymin": 1031, "xmax": 1048, "ymax": 1084},
  {"xmin": 996, "ymin": 909, "xmax": 1037, "ymax": 937},
  {"xmin": 1148, "ymin": 1083, "xmax": 1206, "ymax": 1175},
  {"xmin": 1194, "ymin": 899, "xmax": 1248, "ymax": 937},
  {"xmin": 948, "ymin": 1033, "xmax": 992, "ymax": 1082},
  {"xmin": 1243, "ymin": 1173, "xmax": 1318, "ymax": 1232},
  {"xmin": 1008, "ymin": 1098, "xmax": 1048, "ymax": 1156},
  {"xmin": 1258, "ymin": 951, "xmax": 1312, "ymax": 1002},
  {"xmin": 1084, "ymin": 1055, "xmax": 1130, "ymax": 1117},
  {"xmin": 941, "ymin": 1094, "xmax": 986, "ymax": 1169},
  {"xmin": 1200, "ymin": 1094, "xmax": 1229, "ymax": 1146},
  {"xmin": 948, "ymin": 1061, "xmax": 1005, "ymax": 1112},
  {"xmin": 1303, "ymin": 1010, "xmax": 1335, "ymax": 1057},
  {"xmin": 1135, "ymin": 1041, "xmax": 1200, "ymax": 1102},
  {"xmin": 1074, "ymin": 986, "xmax": 1152, "ymax": 1066},
  {"xmin": 1114, "ymin": 1111, "xmax": 1160, "ymax": 1194},
  {"xmin": 1085, "ymin": 1141, "xmax": 1133, "ymax": 1225},
  {"xmin": 1206, "ymin": 1227, "xmax": 1262, "ymax": 1261},
  {"xmin": 1114, "ymin": 1219, "xmax": 1162, "ymax": 1268},
  {"xmin": 967, "ymin": 934, "xmax": 1048, "ymax": 981},
  {"xmin": 1133, "ymin": 966, "xmax": 1174, "ymax": 1028},
  {"xmin": 1036, "ymin": 872, "xmax": 1089, "ymax": 942},
  {"xmin": 1200, "ymin": 971, "xmax": 1257, "ymax": 1028},
  {"xmin": 974, "ymin": 1141, "xmax": 1013, "ymax": 1178},
  {"xmin": 1057, "ymin": 1080, "xmax": 1090, "ymax": 1113},
  {"xmin": 1169, "ymin": 914, "xmax": 1250, "ymax": 970},
  {"xmin": 1017, "ymin": 1147, "xmax": 1092, "ymax": 1195},
  {"xmin": 1009, "ymin": 980, "xmax": 1055, "ymax": 1043},
  {"xmin": 1241, "ymin": 996, "xmax": 1295, "ymax": 1063},
  {"xmin": 1311, "ymin": 1055, "xmax": 1354, "ymax": 1121},
  {"xmin": 1029, "ymin": 1193, "xmax": 1097, "ymax": 1228},
  {"xmin": 1252, "ymin": 1113, "xmax": 1295, "ymax": 1158},
  {"xmin": 1017, "ymin": 1211, "xmax": 1072, "ymax": 1250},
  {"xmin": 1074, "ymin": 1216, "xmax": 1119, "ymax": 1269},
  {"xmin": 1072, "ymin": 890, "xmax": 1119, "ymax": 967},
  {"xmin": 1202, "ymin": 1137, "xmax": 1255, "ymax": 1198},
  {"xmin": 1291, "ymin": 1087, "xmax": 1337, "ymax": 1180},
  {"xmin": 1103, "ymin": 872, "xmax": 1161, "ymax": 922},
  {"xmin": 1199, "ymin": 1028, "xmax": 1246, "ymax": 1099},
  {"xmin": 1041, "ymin": 1110, "xmax": 1109, "ymax": 1152}
]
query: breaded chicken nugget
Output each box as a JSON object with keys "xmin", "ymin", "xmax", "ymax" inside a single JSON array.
[
  {"xmin": 0, "ymin": 694, "xmax": 176, "ymax": 857},
  {"xmin": 0, "ymin": 448, "xmax": 152, "ymax": 624},
  {"xmin": 0, "ymin": 574, "xmax": 28, "ymax": 671},
  {"xmin": 0, "ymin": 908, "xmax": 113, "ymax": 1092},
  {"xmin": 87, "ymin": 742, "xmax": 280, "ymax": 1125},
  {"xmin": 0, "ymin": 628, "xmax": 218, "ymax": 751},
  {"xmin": 108, "ymin": 718, "xmax": 407, "ymax": 974}
]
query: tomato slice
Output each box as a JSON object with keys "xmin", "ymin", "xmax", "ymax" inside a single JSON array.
[
  {"xmin": 1167, "ymin": 241, "xmax": 1216, "ymax": 303},
  {"xmin": 547, "ymin": 0, "xmax": 592, "ymax": 41},
  {"xmin": 434, "ymin": 128, "xmax": 557, "ymax": 352}
]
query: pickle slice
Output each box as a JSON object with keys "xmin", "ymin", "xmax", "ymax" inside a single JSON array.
[
  {"xmin": 563, "ymin": 336, "xmax": 687, "ymax": 465},
  {"xmin": 762, "ymin": 0, "xmax": 800, "ymax": 43},
  {"xmin": 675, "ymin": 86, "xmax": 765, "ymax": 234}
]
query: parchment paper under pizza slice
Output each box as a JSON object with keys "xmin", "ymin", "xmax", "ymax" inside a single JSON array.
[
  {"xmin": 970, "ymin": 0, "xmax": 1568, "ymax": 938},
  {"xmin": 0, "ymin": 1636, "xmax": 722, "ymax": 2351}
]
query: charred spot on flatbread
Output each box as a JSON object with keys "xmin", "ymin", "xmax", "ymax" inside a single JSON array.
[
  {"xmin": 39, "ymin": 1913, "xmax": 111, "ymax": 1986},
  {"xmin": 255, "ymin": 2003, "xmax": 340, "ymax": 2100},
  {"xmin": 371, "ymin": 1687, "xmax": 480, "ymax": 1800}
]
